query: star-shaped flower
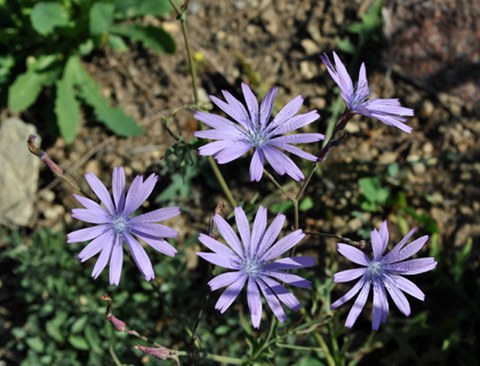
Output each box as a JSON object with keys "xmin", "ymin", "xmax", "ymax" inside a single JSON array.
[
  {"xmin": 194, "ymin": 83, "xmax": 324, "ymax": 181},
  {"xmin": 197, "ymin": 206, "xmax": 314, "ymax": 328},
  {"xmin": 331, "ymin": 221, "xmax": 437, "ymax": 330},
  {"xmin": 321, "ymin": 51, "xmax": 414, "ymax": 133},
  {"xmin": 67, "ymin": 167, "xmax": 180, "ymax": 285}
]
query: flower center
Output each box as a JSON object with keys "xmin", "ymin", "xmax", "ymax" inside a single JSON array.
[
  {"xmin": 244, "ymin": 126, "xmax": 268, "ymax": 147},
  {"xmin": 366, "ymin": 260, "xmax": 385, "ymax": 282},
  {"xmin": 242, "ymin": 257, "xmax": 262, "ymax": 278},
  {"xmin": 111, "ymin": 215, "xmax": 129, "ymax": 235}
]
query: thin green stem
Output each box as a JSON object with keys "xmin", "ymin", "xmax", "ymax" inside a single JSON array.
[
  {"xmin": 264, "ymin": 169, "xmax": 294, "ymax": 201},
  {"xmin": 252, "ymin": 316, "xmax": 277, "ymax": 361},
  {"xmin": 304, "ymin": 231, "xmax": 366, "ymax": 248},
  {"xmin": 109, "ymin": 344, "xmax": 124, "ymax": 366},
  {"xmin": 314, "ymin": 332, "xmax": 336, "ymax": 366},
  {"xmin": 168, "ymin": 0, "xmax": 237, "ymax": 208},
  {"xmin": 176, "ymin": 350, "xmax": 244, "ymax": 364}
]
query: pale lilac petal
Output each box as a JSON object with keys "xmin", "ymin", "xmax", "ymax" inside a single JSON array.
[
  {"xmin": 382, "ymin": 227, "xmax": 418, "ymax": 263},
  {"xmin": 332, "ymin": 51, "xmax": 354, "ymax": 98},
  {"xmin": 215, "ymin": 274, "xmax": 247, "ymax": 313},
  {"xmin": 197, "ymin": 233, "xmax": 239, "ymax": 260},
  {"xmin": 196, "ymin": 252, "xmax": 241, "ymax": 270},
  {"xmin": 371, "ymin": 229, "xmax": 384, "ymax": 260},
  {"xmin": 67, "ymin": 224, "xmax": 108, "ymax": 243},
  {"xmin": 194, "ymin": 128, "xmax": 243, "ymax": 140},
  {"xmin": 345, "ymin": 280, "xmax": 371, "ymax": 328},
  {"xmin": 210, "ymin": 94, "xmax": 250, "ymax": 129},
  {"xmin": 333, "ymin": 268, "xmax": 366, "ymax": 283},
  {"xmin": 372, "ymin": 281, "xmax": 388, "ymax": 330},
  {"xmin": 214, "ymin": 142, "xmax": 251, "ymax": 164},
  {"xmin": 268, "ymin": 95, "xmax": 303, "ymax": 131},
  {"xmin": 213, "ymin": 214, "xmax": 244, "ymax": 257},
  {"xmin": 385, "ymin": 258, "xmax": 437, "ymax": 275},
  {"xmin": 263, "ymin": 256, "xmax": 315, "ymax": 270},
  {"xmin": 123, "ymin": 174, "xmax": 158, "ymax": 217},
  {"xmin": 209, "ymin": 271, "xmax": 243, "ymax": 291},
  {"xmin": 259, "ymin": 87, "xmax": 277, "ymax": 129},
  {"xmin": 219, "ymin": 91, "xmax": 251, "ymax": 128},
  {"xmin": 249, "ymin": 149, "xmax": 265, "ymax": 181},
  {"xmin": 272, "ymin": 111, "xmax": 320, "ymax": 134},
  {"xmin": 130, "ymin": 222, "xmax": 178, "ymax": 239},
  {"xmin": 130, "ymin": 207, "xmax": 180, "ymax": 224},
  {"xmin": 139, "ymin": 237, "xmax": 177, "ymax": 257},
  {"xmin": 77, "ymin": 229, "xmax": 114, "ymax": 262},
  {"xmin": 263, "ymin": 146, "xmax": 304, "ymax": 181},
  {"xmin": 257, "ymin": 278, "xmax": 286, "ymax": 323},
  {"xmin": 249, "ymin": 206, "xmax": 268, "ymax": 256},
  {"xmin": 390, "ymin": 275, "xmax": 425, "ymax": 301},
  {"xmin": 265, "ymin": 271, "xmax": 311, "ymax": 288},
  {"xmin": 91, "ymin": 240, "xmax": 114, "ymax": 279},
  {"xmin": 384, "ymin": 276, "xmax": 411, "ymax": 316},
  {"xmin": 256, "ymin": 213, "xmax": 285, "ymax": 258},
  {"xmin": 261, "ymin": 276, "xmax": 301, "ymax": 311},
  {"xmin": 365, "ymin": 99, "xmax": 414, "ymax": 116},
  {"xmin": 72, "ymin": 208, "xmax": 110, "ymax": 224},
  {"xmin": 73, "ymin": 194, "xmax": 108, "ymax": 214},
  {"xmin": 269, "ymin": 133, "xmax": 325, "ymax": 145},
  {"xmin": 241, "ymin": 83, "xmax": 259, "ymax": 128},
  {"xmin": 337, "ymin": 243, "xmax": 370, "ymax": 266},
  {"xmin": 369, "ymin": 113, "xmax": 413, "ymax": 134},
  {"xmin": 378, "ymin": 221, "xmax": 389, "ymax": 254},
  {"xmin": 356, "ymin": 63, "xmax": 370, "ymax": 100},
  {"xmin": 193, "ymin": 111, "xmax": 239, "ymax": 130},
  {"xmin": 85, "ymin": 172, "xmax": 115, "ymax": 215},
  {"xmin": 247, "ymin": 278, "xmax": 262, "ymax": 328},
  {"xmin": 262, "ymin": 230, "xmax": 304, "ymax": 261},
  {"xmin": 124, "ymin": 233, "xmax": 155, "ymax": 281},
  {"xmin": 198, "ymin": 140, "xmax": 234, "ymax": 156},
  {"xmin": 112, "ymin": 167, "xmax": 126, "ymax": 213},
  {"xmin": 384, "ymin": 235, "xmax": 429, "ymax": 264},
  {"xmin": 269, "ymin": 142, "xmax": 318, "ymax": 162},
  {"xmin": 331, "ymin": 276, "xmax": 366, "ymax": 309},
  {"xmin": 234, "ymin": 207, "xmax": 250, "ymax": 252},
  {"xmin": 109, "ymin": 236, "xmax": 123, "ymax": 285}
]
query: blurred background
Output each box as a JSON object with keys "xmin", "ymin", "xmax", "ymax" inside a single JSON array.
[{"xmin": 1, "ymin": 0, "xmax": 479, "ymax": 365}]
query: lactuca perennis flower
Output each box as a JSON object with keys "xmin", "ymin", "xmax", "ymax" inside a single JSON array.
[
  {"xmin": 321, "ymin": 51, "xmax": 414, "ymax": 133},
  {"xmin": 67, "ymin": 167, "xmax": 180, "ymax": 286},
  {"xmin": 331, "ymin": 221, "xmax": 437, "ymax": 330},
  {"xmin": 197, "ymin": 206, "xmax": 314, "ymax": 328},
  {"xmin": 194, "ymin": 83, "xmax": 324, "ymax": 182}
]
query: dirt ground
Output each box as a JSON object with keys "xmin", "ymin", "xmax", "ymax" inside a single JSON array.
[{"xmin": 31, "ymin": 0, "xmax": 479, "ymax": 255}]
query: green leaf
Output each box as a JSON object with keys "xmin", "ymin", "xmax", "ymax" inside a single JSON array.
[
  {"xmin": 111, "ymin": 24, "xmax": 176, "ymax": 54},
  {"xmin": 68, "ymin": 56, "xmax": 142, "ymax": 137},
  {"xmin": 46, "ymin": 319, "xmax": 63, "ymax": 343},
  {"xmin": 55, "ymin": 57, "xmax": 81, "ymax": 143},
  {"xmin": 8, "ymin": 69, "xmax": 45, "ymax": 112},
  {"xmin": 26, "ymin": 337, "xmax": 45, "ymax": 353},
  {"xmin": 299, "ymin": 197, "xmax": 313, "ymax": 212},
  {"xmin": 68, "ymin": 335, "xmax": 89, "ymax": 350},
  {"xmin": 30, "ymin": 2, "xmax": 69, "ymax": 36},
  {"xmin": 89, "ymin": 2, "xmax": 115, "ymax": 36},
  {"xmin": 113, "ymin": 0, "xmax": 173, "ymax": 19},
  {"xmin": 359, "ymin": 176, "xmax": 389, "ymax": 204},
  {"xmin": 107, "ymin": 34, "xmax": 128, "ymax": 51}
]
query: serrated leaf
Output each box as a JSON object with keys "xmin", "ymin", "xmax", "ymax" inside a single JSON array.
[
  {"xmin": 111, "ymin": 24, "xmax": 176, "ymax": 54},
  {"xmin": 90, "ymin": 2, "xmax": 115, "ymax": 36},
  {"xmin": 68, "ymin": 56, "xmax": 142, "ymax": 136},
  {"xmin": 113, "ymin": 0, "xmax": 173, "ymax": 19},
  {"xmin": 8, "ymin": 69, "xmax": 45, "ymax": 111},
  {"xmin": 46, "ymin": 319, "xmax": 63, "ymax": 343},
  {"xmin": 30, "ymin": 2, "xmax": 69, "ymax": 36},
  {"xmin": 55, "ymin": 57, "xmax": 81, "ymax": 143},
  {"xmin": 68, "ymin": 334, "xmax": 89, "ymax": 350}
]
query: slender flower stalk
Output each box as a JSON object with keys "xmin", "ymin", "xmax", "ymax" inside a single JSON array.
[
  {"xmin": 197, "ymin": 206, "xmax": 314, "ymax": 328},
  {"xmin": 331, "ymin": 221, "xmax": 437, "ymax": 330},
  {"xmin": 67, "ymin": 167, "xmax": 180, "ymax": 285},
  {"xmin": 321, "ymin": 52, "xmax": 414, "ymax": 133},
  {"xmin": 195, "ymin": 83, "xmax": 324, "ymax": 182}
]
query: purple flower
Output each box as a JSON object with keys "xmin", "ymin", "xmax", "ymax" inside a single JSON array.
[
  {"xmin": 321, "ymin": 52, "xmax": 414, "ymax": 133},
  {"xmin": 331, "ymin": 221, "xmax": 437, "ymax": 330},
  {"xmin": 194, "ymin": 83, "xmax": 324, "ymax": 182},
  {"xmin": 67, "ymin": 167, "xmax": 180, "ymax": 286},
  {"xmin": 197, "ymin": 206, "xmax": 314, "ymax": 328}
]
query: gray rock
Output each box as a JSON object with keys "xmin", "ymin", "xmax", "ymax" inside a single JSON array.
[{"xmin": 0, "ymin": 117, "xmax": 40, "ymax": 226}]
